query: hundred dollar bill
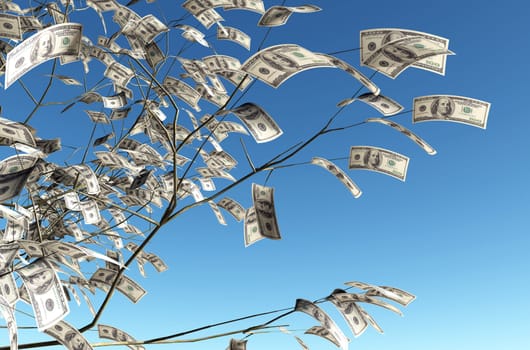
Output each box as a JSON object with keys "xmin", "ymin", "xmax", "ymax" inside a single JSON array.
[
  {"xmin": 217, "ymin": 25, "xmax": 250, "ymax": 50},
  {"xmin": 0, "ymin": 118, "xmax": 36, "ymax": 147},
  {"xmin": 243, "ymin": 206, "xmax": 263, "ymax": 247},
  {"xmin": 365, "ymin": 118, "xmax": 436, "ymax": 155},
  {"xmin": 17, "ymin": 259, "xmax": 69, "ymax": 331},
  {"xmin": 208, "ymin": 200, "xmax": 227, "ymax": 225},
  {"xmin": 90, "ymin": 268, "xmax": 146, "ymax": 303},
  {"xmin": 258, "ymin": 5, "xmax": 321, "ymax": 27},
  {"xmin": 311, "ymin": 157, "xmax": 362, "ymax": 198},
  {"xmin": 217, "ymin": 197, "xmax": 245, "ymax": 221},
  {"xmin": 194, "ymin": 8, "xmax": 224, "ymax": 29},
  {"xmin": 0, "ymin": 270, "xmax": 19, "ymax": 305},
  {"xmin": 305, "ymin": 326, "xmax": 340, "ymax": 348},
  {"xmin": 360, "ymin": 28, "xmax": 450, "ymax": 75},
  {"xmin": 5, "ymin": 23, "xmax": 82, "ymax": 88},
  {"xmin": 318, "ymin": 54, "xmax": 380, "ymax": 96},
  {"xmin": 356, "ymin": 93, "xmax": 403, "ymax": 116},
  {"xmin": 295, "ymin": 299, "xmax": 349, "ymax": 350},
  {"xmin": 0, "ymin": 294, "xmax": 17, "ymax": 350},
  {"xmin": 412, "ymin": 95, "xmax": 491, "ymax": 129},
  {"xmin": 327, "ymin": 291, "xmax": 368, "ymax": 337},
  {"xmin": 344, "ymin": 281, "xmax": 416, "ymax": 306},
  {"xmin": 163, "ymin": 76, "xmax": 201, "ymax": 110},
  {"xmin": 230, "ymin": 102, "xmax": 283, "ymax": 143},
  {"xmin": 44, "ymin": 320, "xmax": 94, "ymax": 350},
  {"xmin": 228, "ymin": 338, "xmax": 247, "ymax": 350},
  {"xmin": 0, "ymin": 155, "xmax": 38, "ymax": 202},
  {"xmin": 0, "ymin": 14, "xmax": 22, "ymax": 40},
  {"xmin": 224, "ymin": 0, "xmax": 265, "ymax": 13},
  {"xmin": 252, "ymin": 183, "xmax": 281, "ymax": 240},
  {"xmin": 98, "ymin": 324, "xmax": 145, "ymax": 350},
  {"xmin": 330, "ymin": 289, "xmax": 402, "ymax": 316},
  {"xmin": 349, "ymin": 146, "xmax": 409, "ymax": 181},
  {"xmin": 363, "ymin": 35, "xmax": 453, "ymax": 79},
  {"xmin": 241, "ymin": 44, "xmax": 333, "ymax": 88}
]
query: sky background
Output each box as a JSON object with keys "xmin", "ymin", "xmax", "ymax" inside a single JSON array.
[{"xmin": 1, "ymin": 1, "xmax": 529, "ymax": 350}]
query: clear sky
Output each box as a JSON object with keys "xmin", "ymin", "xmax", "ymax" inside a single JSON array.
[{"xmin": 1, "ymin": 1, "xmax": 529, "ymax": 350}]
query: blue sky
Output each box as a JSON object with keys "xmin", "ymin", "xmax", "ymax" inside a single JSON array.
[{"xmin": 2, "ymin": 1, "xmax": 529, "ymax": 350}]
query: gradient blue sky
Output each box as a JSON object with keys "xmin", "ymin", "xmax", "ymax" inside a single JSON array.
[{"xmin": 2, "ymin": 1, "xmax": 529, "ymax": 350}]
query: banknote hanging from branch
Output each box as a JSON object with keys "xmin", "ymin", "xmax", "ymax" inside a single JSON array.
[{"xmin": 0, "ymin": 1, "xmax": 491, "ymax": 350}]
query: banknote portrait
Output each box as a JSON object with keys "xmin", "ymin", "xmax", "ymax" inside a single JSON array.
[
  {"xmin": 430, "ymin": 96, "xmax": 454, "ymax": 118},
  {"xmin": 24, "ymin": 266, "xmax": 54, "ymax": 294},
  {"xmin": 381, "ymin": 44, "xmax": 416, "ymax": 64},
  {"xmin": 30, "ymin": 31, "xmax": 55, "ymax": 63},
  {"xmin": 261, "ymin": 50, "xmax": 298, "ymax": 72},
  {"xmin": 381, "ymin": 30, "xmax": 405, "ymax": 45},
  {"xmin": 64, "ymin": 331, "xmax": 88, "ymax": 350},
  {"xmin": 363, "ymin": 149, "xmax": 381, "ymax": 169}
]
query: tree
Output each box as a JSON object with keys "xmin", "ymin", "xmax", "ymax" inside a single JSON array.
[{"xmin": 0, "ymin": 1, "xmax": 490, "ymax": 350}]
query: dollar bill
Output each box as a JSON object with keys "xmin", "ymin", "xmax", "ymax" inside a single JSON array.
[
  {"xmin": 80, "ymin": 199, "xmax": 102, "ymax": 225},
  {"xmin": 295, "ymin": 299, "xmax": 349, "ymax": 350},
  {"xmin": 348, "ymin": 146, "xmax": 409, "ymax": 181},
  {"xmin": 356, "ymin": 93, "xmax": 403, "ymax": 116},
  {"xmin": 194, "ymin": 8, "xmax": 224, "ymax": 29},
  {"xmin": 5, "ymin": 23, "xmax": 82, "ymax": 88},
  {"xmin": 0, "ymin": 14, "xmax": 22, "ymax": 40},
  {"xmin": 217, "ymin": 25, "xmax": 250, "ymax": 50},
  {"xmin": 98, "ymin": 324, "xmax": 145, "ymax": 350},
  {"xmin": 0, "ymin": 270, "xmax": 19, "ymax": 305},
  {"xmin": 230, "ymin": 102, "xmax": 282, "ymax": 143},
  {"xmin": 241, "ymin": 44, "xmax": 332, "ymax": 88},
  {"xmin": 365, "ymin": 118, "xmax": 436, "ymax": 155},
  {"xmin": 223, "ymin": 0, "xmax": 265, "ymax": 14},
  {"xmin": 305, "ymin": 326, "xmax": 340, "ymax": 348},
  {"xmin": 208, "ymin": 200, "xmax": 227, "ymax": 225},
  {"xmin": 0, "ymin": 294, "xmax": 17, "ymax": 350},
  {"xmin": 104, "ymin": 62, "xmax": 134, "ymax": 87},
  {"xmin": 258, "ymin": 5, "xmax": 321, "ymax": 27},
  {"xmin": 217, "ymin": 197, "xmax": 245, "ymax": 221},
  {"xmin": 252, "ymin": 183, "xmax": 281, "ymax": 240},
  {"xmin": 412, "ymin": 95, "xmax": 491, "ymax": 129},
  {"xmin": 17, "ymin": 259, "xmax": 69, "ymax": 331},
  {"xmin": 327, "ymin": 292, "xmax": 368, "ymax": 337},
  {"xmin": 144, "ymin": 41, "xmax": 164, "ymax": 69},
  {"xmin": 44, "ymin": 320, "xmax": 94, "ymax": 350},
  {"xmin": 163, "ymin": 76, "xmax": 201, "ymax": 110},
  {"xmin": 363, "ymin": 36, "xmax": 452, "ymax": 79},
  {"xmin": 360, "ymin": 28, "xmax": 450, "ymax": 75},
  {"xmin": 0, "ymin": 155, "xmax": 38, "ymax": 202},
  {"xmin": 330, "ymin": 289, "xmax": 403, "ymax": 316},
  {"xmin": 90, "ymin": 268, "xmax": 146, "ymax": 303},
  {"xmin": 0, "ymin": 118, "xmax": 36, "ymax": 147},
  {"xmin": 344, "ymin": 281, "xmax": 416, "ymax": 306},
  {"xmin": 311, "ymin": 157, "xmax": 362, "ymax": 198},
  {"xmin": 228, "ymin": 338, "xmax": 248, "ymax": 350},
  {"xmin": 243, "ymin": 206, "xmax": 263, "ymax": 247},
  {"xmin": 196, "ymin": 167, "xmax": 235, "ymax": 182},
  {"xmin": 144, "ymin": 253, "xmax": 168, "ymax": 273},
  {"xmin": 357, "ymin": 304, "xmax": 384, "ymax": 333}
]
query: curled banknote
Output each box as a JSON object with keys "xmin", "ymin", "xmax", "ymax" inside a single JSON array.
[
  {"xmin": 5, "ymin": 23, "xmax": 82, "ymax": 88},
  {"xmin": 230, "ymin": 102, "xmax": 283, "ymax": 143},
  {"xmin": 258, "ymin": 5, "xmax": 321, "ymax": 27},
  {"xmin": 217, "ymin": 25, "xmax": 250, "ymax": 50},
  {"xmin": 44, "ymin": 320, "xmax": 93, "ymax": 350},
  {"xmin": 17, "ymin": 259, "xmax": 70, "ymax": 330},
  {"xmin": 295, "ymin": 299, "xmax": 349, "ymax": 350},
  {"xmin": 363, "ymin": 35, "xmax": 453, "ymax": 79},
  {"xmin": 252, "ymin": 183, "xmax": 281, "ymax": 240},
  {"xmin": 365, "ymin": 118, "xmax": 436, "ymax": 155},
  {"xmin": 98, "ymin": 324, "xmax": 145, "ymax": 350},
  {"xmin": 360, "ymin": 28, "xmax": 450, "ymax": 75},
  {"xmin": 356, "ymin": 93, "xmax": 403, "ymax": 116},
  {"xmin": 412, "ymin": 95, "xmax": 491, "ymax": 129},
  {"xmin": 311, "ymin": 157, "xmax": 362, "ymax": 198},
  {"xmin": 242, "ymin": 44, "xmax": 332, "ymax": 88},
  {"xmin": 349, "ymin": 146, "xmax": 409, "ymax": 181}
]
